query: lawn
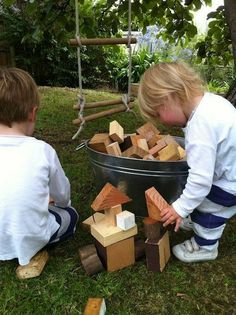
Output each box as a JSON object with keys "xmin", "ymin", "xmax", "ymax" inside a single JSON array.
[{"xmin": 0, "ymin": 87, "xmax": 235, "ymax": 315}]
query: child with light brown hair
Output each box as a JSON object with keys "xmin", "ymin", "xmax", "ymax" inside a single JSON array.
[
  {"xmin": 138, "ymin": 61, "xmax": 236, "ymax": 263},
  {"xmin": 0, "ymin": 67, "xmax": 79, "ymax": 266}
]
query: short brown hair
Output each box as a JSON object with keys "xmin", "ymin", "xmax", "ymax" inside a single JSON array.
[
  {"xmin": 138, "ymin": 61, "xmax": 206, "ymax": 120},
  {"xmin": 0, "ymin": 67, "xmax": 40, "ymax": 127}
]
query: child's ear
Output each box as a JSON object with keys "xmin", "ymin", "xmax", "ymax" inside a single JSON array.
[{"xmin": 28, "ymin": 106, "xmax": 38, "ymax": 122}]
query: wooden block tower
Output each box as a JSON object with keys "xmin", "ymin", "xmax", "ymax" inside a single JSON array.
[
  {"xmin": 144, "ymin": 187, "xmax": 171, "ymax": 272},
  {"xmin": 90, "ymin": 183, "xmax": 138, "ymax": 272}
]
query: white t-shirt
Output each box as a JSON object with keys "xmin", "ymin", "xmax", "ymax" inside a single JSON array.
[
  {"xmin": 0, "ymin": 136, "xmax": 71, "ymax": 265},
  {"xmin": 173, "ymin": 92, "xmax": 236, "ymax": 218}
]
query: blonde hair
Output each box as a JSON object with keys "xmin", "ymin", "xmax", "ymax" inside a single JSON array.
[
  {"xmin": 138, "ymin": 61, "xmax": 206, "ymax": 120},
  {"xmin": 0, "ymin": 67, "xmax": 40, "ymax": 127}
]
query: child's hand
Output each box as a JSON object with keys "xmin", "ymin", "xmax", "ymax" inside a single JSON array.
[{"xmin": 160, "ymin": 205, "xmax": 183, "ymax": 232}]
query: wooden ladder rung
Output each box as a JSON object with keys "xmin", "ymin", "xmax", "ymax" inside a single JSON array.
[
  {"xmin": 69, "ymin": 37, "xmax": 137, "ymax": 46},
  {"xmin": 73, "ymin": 97, "xmax": 135, "ymax": 110},
  {"xmin": 73, "ymin": 103, "xmax": 134, "ymax": 126}
]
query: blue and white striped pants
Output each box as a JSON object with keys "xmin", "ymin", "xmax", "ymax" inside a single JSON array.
[
  {"xmin": 48, "ymin": 205, "xmax": 79, "ymax": 243},
  {"xmin": 191, "ymin": 198, "xmax": 236, "ymax": 251}
]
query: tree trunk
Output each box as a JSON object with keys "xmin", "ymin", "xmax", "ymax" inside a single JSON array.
[
  {"xmin": 224, "ymin": 0, "xmax": 236, "ymax": 65},
  {"xmin": 224, "ymin": 0, "xmax": 236, "ymax": 105}
]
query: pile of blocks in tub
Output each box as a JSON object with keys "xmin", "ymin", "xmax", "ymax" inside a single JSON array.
[
  {"xmin": 79, "ymin": 182, "xmax": 171, "ymax": 275},
  {"xmin": 88, "ymin": 121, "xmax": 186, "ymax": 161}
]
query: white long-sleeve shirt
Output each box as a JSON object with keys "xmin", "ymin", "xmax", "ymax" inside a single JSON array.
[
  {"xmin": 0, "ymin": 136, "xmax": 71, "ymax": 265},
  {"xmin": 172, "ymin": 92, "xmax": 236, "ymax": 218}
]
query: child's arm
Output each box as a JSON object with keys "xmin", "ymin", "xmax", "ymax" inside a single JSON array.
[
  {"xmin": 47, "ymin": 145, "xmax": 71, "ymax": 207},
  {"xmin": 160, "ymin": 206, "xmax": 183, "ymax": 232}
]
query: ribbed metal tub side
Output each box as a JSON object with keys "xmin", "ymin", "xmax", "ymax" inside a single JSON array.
[{"xmin": 85, "ymin": 137, "xmax": 189, "ymax": 217}]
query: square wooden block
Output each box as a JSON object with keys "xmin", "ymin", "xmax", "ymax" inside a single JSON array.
[
  {"xmin": 94, "ymin": 237, "xmax": 135, "ymax": 272},
  {"xmin": 91, "ymin": 220, "xmax": 137, "ymax": 247},
  {"xmin": 116, "ymin": 210, "xmax": 135, "ymax": 230}
]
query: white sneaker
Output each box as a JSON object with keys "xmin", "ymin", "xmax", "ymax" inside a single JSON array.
[
  {"xmin": 179, "ymin": 216, "xmax": 193, "ymax": 231},
  {"xmin": 172, "ymin": 237, "xmax": 218, "ymax": 263}
]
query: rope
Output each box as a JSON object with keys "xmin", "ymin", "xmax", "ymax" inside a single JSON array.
[
  {"xmin": 72, "ymin": 0, "xmax": 86, "ymax": 140},
  {"xmin": 127, "ymin": 0, "xmax": 132, "ymax": 99},
  {"xmin": 72, "ymin": 0, "xmax": 136, "ymax": 139},
  {"xmin": 121, "ymin": 0, "xmax": 137, "ymax": 119}
]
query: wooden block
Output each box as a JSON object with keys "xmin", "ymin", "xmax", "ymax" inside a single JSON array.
[
  {"xmin": 136, "ymin": 122, "xmax": 160, "ymax": 142},
  {"xmin": 91, "ymin": 183, "xmax": 131, "ymax": 211},
  {"xmin": 89, "ymin": 133, "xmax": 112, "ymax": 153},
  {"xmin": 158, "ymin": 143, "xmax": 180, "ymax": 161},
  {"xmin": 130, "ymin": 83, "xmax": 139, "ymax": 97},
  {"xmin": 79, "ymin": 244, "xmax": 104, "ymax": 275},
  {"xmin": 145, "ymin": 231, "xmax": 171, "ymax": 272},
  {"xmin": 116, "ymin": 210, "xmax": 135, "ymax": 230},
  {"xmin": 94, "ymin": 237, "xmax": 135, "ymax": 272},
  {"xmin": 109, "ymin": 120, "xmax": 124, "ymax": 143},
  {"xmin": 91, "ymin": 220, "xmax": 137, "ymax": 247},
  {"xmin": 177, "ymin": 145, "xmax": 186, "ymax": 159},
  {"xmin": 16, "ymin": 250, "xmax": 49, "ymax": 279},
  {"xmin": 149, "ymin": 139, "xmax": 167, "ymax": 158},
  {"xmin": 119, "ymin": 135, "xmax": 133, "ymax": 152},
  {"xmin": 104, "ymin": 204, "xmax": 122, "ymax": 226},
  {"xmin": 82, "ymin": 213, "xmax": 105, "ymax": 232},
  {"xmin": 143, "ymin": 217, "xmax": 163, "ymax": 240},
  {"xmin": 83, "ymin": 298, "xmax": 106, "ymax": 315},
  {"xmin": 134, "ymin": 239, "xmax": 146, "ymax": 260},
  {"xmin": 148, "ymin": 134, "xmax": 164, "ymax": 149},
  {"xmin": 145, "ymin": 186, "xmax": 169, "ymax": 221},
  {"xmin": 130, "ymin": 134, "xmax": 144, "ymax": 147},
  {"xmin": 163, "ymin": 134, "xmax": 179, "ymax": 146},
  {"xmin": 106, "ymin": 142, "xmax": 122, "ymax": 157},
  {"xmin": 143, "ymin": 154, "xmax": 156, "ymax": 161},
  {"xmin": 137, "ymin": 138, "xmax": 149, "ymax": 151},
  {"xmin": 122, "ymin": 146, "xmax": 148, "ymax": 159}
]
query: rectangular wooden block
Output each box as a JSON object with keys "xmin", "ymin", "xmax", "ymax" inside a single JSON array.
[
  {"xmin": 148, "ymin": 134, "xmax": 164, "ymax": 149},
  {"xmin": 158, "ymin": 143, "xmax": 180, "ymax": 161},
  {"xmin": 104, "ymin": 204, "xmax": 122, "ymax": 226},
  {"xmin": 16, "ymin": 250, "xmax": 49, "ymax": 279},
  {"xmin": 83, "ymin": 298, "xmax": 106, "ymax": 315},
  {"xmin": 116, "ymin": 210, "xmax": 135, "ymax": 230},
  {"xmin": 91, "ymin": 220, "xmax": 137, "ymax": 247},
  {"xmin": 145, "ymin": 231, "xmax": 170, "ymax": 272},
  {"xmin": 137, "ymin": 138, "xmax": 149, "ymax": 151},
  {"xmin": 136, "ymin": 122, "xmax": 160, "ymax": 142},
  {"xmin": 106, "ymin": 142, "xmax": 122, "ymax": 157},
  {"xmin": 89, "ymin": 133, "xmax": 112, "ymax": 153},
  {"xmin": 177, "ymin": 145, "xmax": 186, "ymax": 159},
  {"xmin": 145, "ymin": 186, "xmax": 169, "ymax": 221},
  {"xmin": 82, "ymin": 213, "xmax": 105, "ymax": 231},
  {"xmin": 109, "ymin": 120, "xmax": 124, "ymax": 143},
  {"xmin": 119, "ymin": 135, "xmax": 133, "ymax": 152},
  {"xmin": 122, "ymin": 145, "xmax": 148, "ymax": 159},
  {"xmin": 143, "ymin": 154, "xmax": 156, "ymax": 161},
  {"xmin": 149, "ymin": 139, "xmax": 167, "ymax": 157},
  {"xmin": 94, "ymin": 237, "xmax": 135, "ymax": 272}
]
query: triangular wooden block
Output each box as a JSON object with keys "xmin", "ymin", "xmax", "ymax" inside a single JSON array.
[
  {"xmin": 91, "ymin": 183, "xmax": 131, "ymax": 211},
  {"xmin": 145, "ymin": 187, "xmax": 169, "ymax": 221}
]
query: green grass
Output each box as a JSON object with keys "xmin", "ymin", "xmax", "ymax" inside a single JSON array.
[{"xmin": 0, "ymin": 87, "xmax": 235, "ymax": 315}]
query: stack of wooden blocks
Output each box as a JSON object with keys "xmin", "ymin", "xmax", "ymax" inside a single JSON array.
[
  {"xmin": 144, "ymin": 187, "xmax": 171, "ymax": 272},
  {"xmin": 88, "ymin": 121, "xmax": 186, "ymax": 161},
  {"xmin": 81, "ymin": 183, "xmax": 138, "ymax": 272}
]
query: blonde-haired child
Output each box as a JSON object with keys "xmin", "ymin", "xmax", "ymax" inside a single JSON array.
[
  {"xmin": 0, "ymin": 68, "xmax": 78, "ymax": 266},
  {"xmin": 138, "ymin": 61, "xmax": 236, "ymax": 263}
]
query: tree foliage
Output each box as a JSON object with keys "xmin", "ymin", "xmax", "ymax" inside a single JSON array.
[{"xmin": 0, "ymin": 0, "xmax": 235, "ymax": 87}]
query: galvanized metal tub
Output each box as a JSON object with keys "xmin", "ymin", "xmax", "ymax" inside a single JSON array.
[{"xmin": 85, "ymin": 137, "xmax": 189, "ymax": 217}]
